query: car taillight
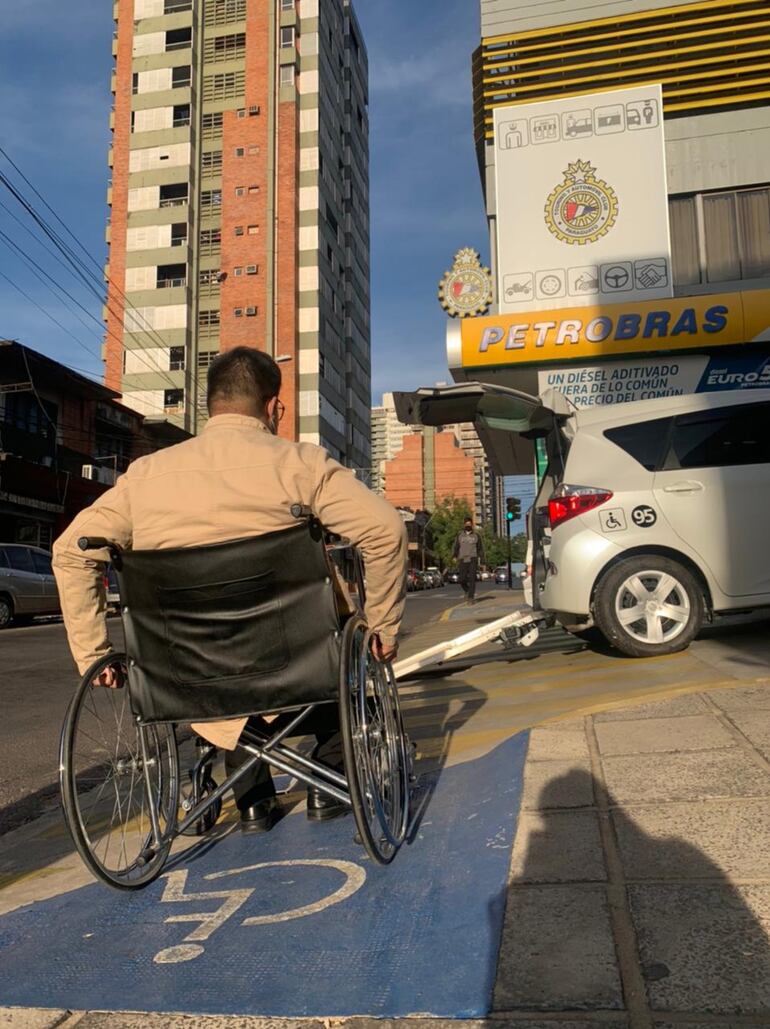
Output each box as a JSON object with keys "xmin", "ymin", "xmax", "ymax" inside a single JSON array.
[{"xmin": 548, "ymin": 485, "xmax": 613, "ymax": 530}]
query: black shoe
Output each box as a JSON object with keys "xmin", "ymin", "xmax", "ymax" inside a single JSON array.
[
  {"xmin": 306, "ymin": 786, "xmax": 347, "ymax": 822},
  {"xmin": 238, "ymin": 797, "xmax": 280, "ymax": 834}
]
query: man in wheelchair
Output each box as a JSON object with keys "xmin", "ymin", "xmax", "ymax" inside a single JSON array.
[{"xmin": 53, "ymin": 347, "xmax": 408, "ymax": 835}]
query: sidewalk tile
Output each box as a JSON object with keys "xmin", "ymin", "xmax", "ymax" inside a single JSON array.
[
  {"xmin": 0, "ymin": 1011, "xmax": 69, "ymax": 1029},
  {"xmin": 494, "ymin": 884, "xmax": 623, "ymax": 1011},
  {"xmin": 527, "ymin": 727, "xmax": 590, "ymax": 762},
  {"xmin": 630, "ymin": 884, "xmax": 770, "ymax": 1013},
  {"xmin": 594, "ymin": 715, "xmax": 735, "ymax": 756},
  {"xmin": 613, "ymin": 799, "xmax": 770, "ymax": 880},
  {"xmin": 521, "ymin": 758, "xmax": 595, "ymax": 810},
  {"xmin": 509, "ymin": 810, "xmax": 606, "ymax": 883},
  {"xmin": 721, "ymin": 710, "xmax": 770, "ymax": 761},
  {"xmin": 602, "ymin": 750, "xmax": 770, "ymax": 804},
  {"xmin": 594, "ymin": 694, "xmax": 708, "ymax": 721},
  {"xmin": 707, "ymin": 684, "xmax": 770, "ymax": 712}
]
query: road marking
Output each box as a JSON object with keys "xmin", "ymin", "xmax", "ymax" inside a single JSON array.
[{"xmin": 152, "ymin": 859, "xmax": 366, "ymax": 963}]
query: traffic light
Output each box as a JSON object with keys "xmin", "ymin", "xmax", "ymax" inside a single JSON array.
[{"xmin": 506, "ymin": 497, "xmax": 521, "ymax": 522}]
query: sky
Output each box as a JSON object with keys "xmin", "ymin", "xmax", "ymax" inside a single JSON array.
[{"xmin": 0, "ymin": 0, "xmax": 488, "ymax": 405}]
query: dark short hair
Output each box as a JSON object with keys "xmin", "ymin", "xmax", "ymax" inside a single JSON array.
[
  {"xmin": 464, "ymin": 516, "xmax": 473, "ymax": 524},
  {"xmin": 207, "ymin": 346, "xmax": 281, "ymax": 412}
]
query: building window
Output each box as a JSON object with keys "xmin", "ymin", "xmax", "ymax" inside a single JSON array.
[
  {"xmin": 201, "ymin": 189, "xmax": 222, "ymax": 207},
  {"xmin": 132, "ymin": 72, "xmax": 139, "ymax": 95},
  {"xmin": 166, "ymin": 27, "xmax": 192, "ymax": 51},
  {"xmin": 171, "ymin": 65, "xmax": 192, "ymax": 89},
  {"xmin": 201, "ymin": 111, "xmax": 224, "ymax": 140},
  {"xmin": 157, "ymin": 263, "xmax": 186, "ymax": 288},
  {"xmin": 172, "ymin": 103, "xmax": 191, "ymax": 127},
  {"xmin": 246, "ymin": 264, "xmax": 258, "ymax": 275},
  {"xmin": 199, "ymin": 310, "xmax": 221, "ymax": 328},
  {"xmin": 171, "ymin": 223, "xmax": 188, "ymax": 247},
  {"xmin": 235, "ymin": 146, "xmax": 245, "ymax": 157},
  {"xmin": 203, "ymin": 70, "xmax": 245, "ymax": 102},
  {"xmin": 234, "ymin": 308, "xmax": 244, "ymax": 317},
  {"xmin": 199, "ymin": 228, "xmax": 222, "ymax": 253},
  {"xmin": 204, "ymin": 0, "xmax": 246, "ymax": 27},
  {"xmin": 247, "ymin": 224, "xmax": 258, "ymax": 235},
  {"xmin": 281, "ymin": 0, "xmax": 295, "ymax": 8},
  {"xmin": 280, "ymin": 26, "xmax": 295, "ymax": 48},
  {"xmin": 159, "ymin": 182, "xmax": 188, "ymax": 208},
  {"xmin": 235, "ymin": 186, "xmax": 245, "ymax": 196},
  {"xmin": 169, "ymin": 346, "xmax": 186, "ymax": 371},
  {"xmin": 198, "ymin": 350, "xmax": 218, "ymax": 368},
  {"xmin": 234, "ymin": 266, "xmax": 243, "ymax": 276},
  {"xmin": 199, "ymin": 269, "xmax": 221, "ymax": 285},
  {"xmin": 248, "ymin": 144, "xmax": 259, "ymax": 155},
  {"xmin": 164, "ymin": 388, "xmax": 185, "ymax": 410},
  {"xmin": 201, "ymin": 150, "xmax": 223, "ymax": 172},
  {"xmin": 280, "ymin": 65, "xmax": 295, "ymax": 88},
  {"xmin": 204, "ymin": 32, "xmax": 246, "ymax": 63},
  {"xmin": 669, "ymin": 187, "xmax": 770, "ymax": 286},
  {"xmin": 164, "ymin": 0, "xmax": 191, "ymax": 12},
  {"xmin": 234, "ymin": 225, "xmax": 244, "ymax": 236}
]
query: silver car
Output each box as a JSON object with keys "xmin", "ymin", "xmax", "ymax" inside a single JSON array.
[
  {"xmin": 395, "ymin": 382, "xmax": 770, "ymax": 657},
  {"xmin": 0, "ymin": 544, "xmax": 60, "ymax": 628}
]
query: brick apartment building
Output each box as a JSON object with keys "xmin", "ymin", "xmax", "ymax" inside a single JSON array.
[
  {"xmin": 383, "ymin": 429, "xmax": 476, "ymax": 515},
  {"xmin": 106, "ymin": 0, "xmax": 371, "ymax": 470}
]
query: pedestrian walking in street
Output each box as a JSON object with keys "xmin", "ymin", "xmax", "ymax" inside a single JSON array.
[{"xmin": 453, "ymin": 516, "xmax": 485, "ymax": 605}]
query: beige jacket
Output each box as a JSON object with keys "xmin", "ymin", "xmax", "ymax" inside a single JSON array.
[{"xmin": 52, "ymin": 414, "xmax": 408, "ymax": 750}]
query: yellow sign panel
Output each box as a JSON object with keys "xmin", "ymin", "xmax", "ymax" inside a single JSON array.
[{"xmin": 460, "ymin": 290, "xmax": 770, "ymax": 368}]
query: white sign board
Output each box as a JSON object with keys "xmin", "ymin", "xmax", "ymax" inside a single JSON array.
[
  {"xmin": 537, "ymin": 355, "xmax": 706, "ymax": 409},
  {"xmin": 494, "ymin": 85, "xmax": 672, "ymax": 315}
]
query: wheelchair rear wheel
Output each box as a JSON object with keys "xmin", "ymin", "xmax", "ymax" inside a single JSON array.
[
  {"xmin": 340, "ymin": 617, "xmax": 410, "ymax": 864},
  {"xmin": 60, "ymin": 653, "xmax": 180, "ymax": 889}
]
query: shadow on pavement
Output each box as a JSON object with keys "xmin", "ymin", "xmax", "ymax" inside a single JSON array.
[{"xmin": 493, "ymin": 768, "xmax": 770, "ymax": 1019}]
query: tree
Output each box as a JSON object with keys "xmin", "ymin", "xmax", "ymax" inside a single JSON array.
[
  {"xmin": 480, "ymin": 526, "xmax": 508, "ymax": 568},
  {"xmin": 427, "ymin": 495, "xmax": 473, "ymax": 568}
]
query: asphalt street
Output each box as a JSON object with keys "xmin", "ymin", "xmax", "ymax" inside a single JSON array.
[{"xmin": 0, "ymin": 583, "xmax": 481, "ymax": 832}]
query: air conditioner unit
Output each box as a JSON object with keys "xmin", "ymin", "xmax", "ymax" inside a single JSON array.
[
  {"xmin": 245, "ymin": 306, "xmax": 257, "ymax": 316},
  {"xmin": 248, "ymin": 105, "xmax": 260, "ymax": 115},
  {"xmin": 245, "ymin": 264, "xmax": 258, "ymax": 275}
]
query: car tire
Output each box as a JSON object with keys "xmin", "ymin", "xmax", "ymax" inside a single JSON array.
[
  {"xmin": 593, "ymin": 555, "xmax": 704, "ymax": 658},
  {"xmin": 0, "ymin": 595, "xmax": 13, "ymax": 629}
]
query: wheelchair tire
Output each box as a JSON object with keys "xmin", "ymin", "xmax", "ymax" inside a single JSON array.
[
  {"xmin": 339, "ymin": 617, "xmax": 410, "ymax": 864},
  {"xmin": 59, "ymin": 653, "xmax": 180, "ymax": 890}
]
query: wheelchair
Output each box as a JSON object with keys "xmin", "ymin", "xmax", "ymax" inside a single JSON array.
[{"xmin": 58, "ymin": 510, "xmax": 412, "ymax": 891}]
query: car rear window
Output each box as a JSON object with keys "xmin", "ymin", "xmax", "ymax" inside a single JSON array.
[
  {"xmin": 666, "ymin": 402, "xmax": 770, "ymax": 469},
  {"xmin": 604, "ymin": 417, "xmax": 673, "ymax": 471},
  {"xmin": 0, "ymin": 548, "xmax": 8, "ymax": 569},
  {"xmin": 32, "ymin": 551, "xmax": 53, "ymax": 576}
]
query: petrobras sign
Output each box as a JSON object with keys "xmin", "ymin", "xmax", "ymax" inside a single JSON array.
[
  {"xmin": 459, "ymin": 291, "xmax": 770, "ymax": 368},
  {"xmin": 493, "ymin": 85, "xmax": 672, "ymax": 315}
]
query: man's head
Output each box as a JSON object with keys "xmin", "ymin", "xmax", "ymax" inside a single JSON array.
[
  {"xmin": 207, "ymin": 346, "xmax": 282, "ymax": 429},
  {"xmin": 463, "ymin": 517, "xmax": 473, "ymax": 532}
]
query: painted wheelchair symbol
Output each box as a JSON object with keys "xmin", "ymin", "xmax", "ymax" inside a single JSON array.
[{"xmin": 153, "ymin": 859, "xmax": 367, "ymax": 964}]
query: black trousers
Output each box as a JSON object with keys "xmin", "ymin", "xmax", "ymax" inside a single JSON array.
[
  {"xmin": 225, "ymin": 703, "xmax": 343, "ymax": 811},
  {"xmin": 459, "ymin": 558, "xmax": 478, "ymax": 600}
]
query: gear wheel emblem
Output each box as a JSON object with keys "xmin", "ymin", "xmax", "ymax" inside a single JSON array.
[{"xmin": 544, "ymin": 160, "xmax": 619, "ymax": 246}]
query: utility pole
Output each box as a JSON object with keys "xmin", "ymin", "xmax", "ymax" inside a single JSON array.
[{"xmin": 505, "ymin": 496, "xmax": 521, "ymax": 590}]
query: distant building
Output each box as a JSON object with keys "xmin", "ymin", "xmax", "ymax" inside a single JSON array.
[
  {"xmin": 107, "ymin": 0, "xmax": 372, "ymax": 471},
  {"xmin": 383, "ymin": 428, "xmax": 475, "ymax": 514},
  {"xmin": 370, "ymin": 392, "xmax": 411, "ymax": 494},
  {"xmin": 0, "ymin": 340, "xmax": 188, "ymax": 547}
]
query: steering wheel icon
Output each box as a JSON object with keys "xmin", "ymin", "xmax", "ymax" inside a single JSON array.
[{"xmin": 604, "ymin": 266, "xmax": 630, "ymax": 290}]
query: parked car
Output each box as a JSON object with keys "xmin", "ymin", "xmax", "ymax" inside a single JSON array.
[
  {"xmin": 526, "ymin": 388, "xmax": 770, "ymax": 656},
  {"xmin": 0, "ymin": 544, "xmax": 60, "ymax": 627},
  {"xmin": 395, "ymin": 382, "xmax": 770, "ymax": 658},
  {"xmin": 444, "ymin": 568, "xmax": 460, "ymax": 584},
  {"xmin": 406, "ymin": 568, "xmax": 420, "ymax": 592},
  {"xmin": 480, "ymin": 569, "xmax": 493, "ymax": 581},
  {"xmin": 494, "ymin": 565, "xmax": 509, "ymax": 584},
  {"xmin": 425, "ymin": 566, "xmax": 443, "ymax": 588}
]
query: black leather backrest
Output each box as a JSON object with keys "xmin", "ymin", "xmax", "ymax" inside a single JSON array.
[{"xmin": 118, "ymin": 521, "xmax": 341, "ymax": 725}]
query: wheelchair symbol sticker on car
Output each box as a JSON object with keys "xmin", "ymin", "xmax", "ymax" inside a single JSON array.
[
  {"xmin": 631, "ymin": 505, "xmax": 658, "ymax": 528},
  {"xmin": 600, "ymin": 508, "xmax": 627, "ymax": 532},
  {"xmin": 153, "ymin": 859, "xmax": 367, "ymax": 965}
]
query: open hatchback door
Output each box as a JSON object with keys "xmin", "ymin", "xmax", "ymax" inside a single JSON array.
[{"xmin": 392, "ymin": 382, "xmax": 574, "ymax": 475}]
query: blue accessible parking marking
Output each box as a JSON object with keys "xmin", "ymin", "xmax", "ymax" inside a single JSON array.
[{"xmin": 0, "ymin": 734, "xmax": 527, "ymax": 1018}]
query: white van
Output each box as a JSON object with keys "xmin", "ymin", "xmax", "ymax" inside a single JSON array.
[{"xmin": 395, "ymin": 383, "xmax": 770, "ymax": 657}]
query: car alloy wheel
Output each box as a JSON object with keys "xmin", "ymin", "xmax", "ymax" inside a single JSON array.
[
  {"xmin": 614, "ymin": 570, "xmax": 691, "ymax": 645},
  {"xmin": 0, "ymin": 597, "xmax": 12, "ymax": 628}
]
